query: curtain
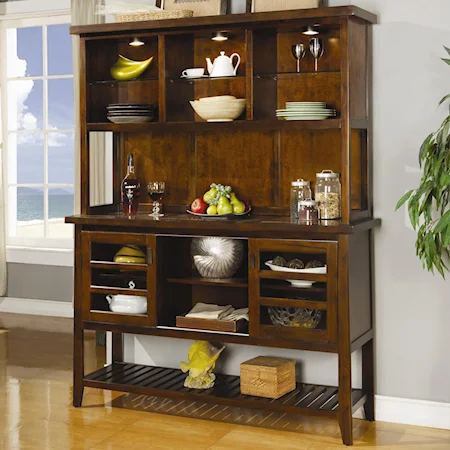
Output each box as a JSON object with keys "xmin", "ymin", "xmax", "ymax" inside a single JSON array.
[
  {"xmin": 71, "ymin": 0, "xmax": 106, "ymax": 213},
  {"xmin": 0, "ymin": 140, "xmax": 6, "ymax": 297}
]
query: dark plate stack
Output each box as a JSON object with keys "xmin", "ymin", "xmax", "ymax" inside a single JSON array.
[{"xmin": 107, "ymin": 103, "xmax": 158, "ymax": 124}]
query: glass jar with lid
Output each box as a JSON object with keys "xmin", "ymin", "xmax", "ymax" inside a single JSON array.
[
  {"xmin": 290, "ymin": 179, "xmax": 312, "ymax": 221},
  {"xmin": 315, "ymin": 170, "xmax": 341, "ymax": 220},
  {"xmin": 299, "ymin": 199, "xmax": 319, "ymax": 224}
]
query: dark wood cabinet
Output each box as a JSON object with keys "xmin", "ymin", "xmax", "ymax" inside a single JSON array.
[{"xmin": 68, "ymin": 6, "xmax": 378, "ymax": 445}]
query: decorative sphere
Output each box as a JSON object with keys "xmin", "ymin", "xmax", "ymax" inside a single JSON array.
[{"xmin": 191, "ymin": 237, "xmax": 244, "ymax": 278}]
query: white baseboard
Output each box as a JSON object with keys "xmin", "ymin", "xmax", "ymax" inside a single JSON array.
[
  {"xmin": 0, "ymin": 297, "xmax": 73, "ymax": 318},
  {"xmin": 354, "ymin": 396, "xmax": 450, "ymax": 430}
]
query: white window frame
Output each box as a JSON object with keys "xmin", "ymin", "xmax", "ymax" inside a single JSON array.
[{"xmin": 0, "ymin": 13, "xmax": 75, "ymax": 262}]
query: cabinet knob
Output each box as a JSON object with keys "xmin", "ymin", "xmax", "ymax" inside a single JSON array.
[
  {"xmin": 249, "ymin": 253, "xmax": 255, "ymax": 270},
  {"xmin": 147, "ymin": 248, "xmax": 153, "ymax": 265}
]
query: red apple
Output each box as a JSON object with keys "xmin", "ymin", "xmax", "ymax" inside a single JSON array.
[{"xmin": 191, "ymin": 198, "xmax": 207, "ymax": 214}]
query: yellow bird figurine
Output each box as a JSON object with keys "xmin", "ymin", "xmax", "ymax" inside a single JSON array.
[
  {"xmin": 110, "ymin": 54, "xmax": 153, "ymax": 81},
  {"xmin": 180, "ymin": 341, "xmax": 225, "ymax": 389}
]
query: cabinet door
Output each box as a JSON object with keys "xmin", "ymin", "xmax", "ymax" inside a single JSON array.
[
  {"xmin": 248, "ymin": 238, "xmax": 337, "ymax": 343},
  {"xmin": 80, "ymin": 231, "xmax": 156, "ymax": 326}
]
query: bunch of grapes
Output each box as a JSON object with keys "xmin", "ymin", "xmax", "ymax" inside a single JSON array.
[{"xmin": 209, "ymin": 183, "xmax": 232, "ymax": 205}]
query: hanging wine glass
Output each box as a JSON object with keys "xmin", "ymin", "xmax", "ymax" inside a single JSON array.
[
  {"xmin": 291, "ymin": 44, "xmax": 306, "ymax": 73},
  {"xmin": 309, "ymin": 38, "xmax": 324, "ymax": 72}
]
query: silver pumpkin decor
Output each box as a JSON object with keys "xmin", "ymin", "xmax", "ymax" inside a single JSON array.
[{"xmin": 191, "ymin": 237, "xmax": 244, "ymax": 278}]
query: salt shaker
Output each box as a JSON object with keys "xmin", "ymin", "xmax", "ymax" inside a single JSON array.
[{"xmin": 290, "ymin": 179, "xmax": 312, "ymax": 221}]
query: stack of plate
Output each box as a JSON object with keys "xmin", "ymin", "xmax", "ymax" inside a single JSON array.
[
  {"xmin": 107, "ymin": 103, "xmax": 158, "ymax": 124},
  {"xmin": 276, "ymin": 102, "xmax": 336, "ymax": 121}
]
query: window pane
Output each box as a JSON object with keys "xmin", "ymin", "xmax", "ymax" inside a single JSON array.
[
  {"xmin": 48, "ymin": 132, "xmax": 74, "ymax": 184},
  {"xmin": 48, "ymin": 79, "xmax": 74, "ymax": 130},
  {"xmin": 48, "ymin": 187, "xmax": 74, "ymax": 238},
  {"xmin": 48, "ymin": 24, "xmax": 72, "ymax": 76},
  {"xmin": 8, "ymin": 133, "xmax": 44, "ymax": 184},
  {"xmin": 11, "ymin": 186, "xmax": 45, "ymax": 238},
  {"xmin": 7, "ymin": 27, "xmax": 43, "ymax": 78},
  {"xmin": 8, "ymin": 79, "xmax": 43, "ymax": 130}
]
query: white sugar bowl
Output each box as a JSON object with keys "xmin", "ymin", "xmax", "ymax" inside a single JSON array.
[{"xmin": 106, "ymin": 294, "xmax": 147, "ymax": 314}]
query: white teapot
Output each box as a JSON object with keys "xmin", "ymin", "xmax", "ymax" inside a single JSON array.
[
  {"xmin": 106, "ymin": 281, "xmax": 147, "ymax": 315},
  {"xmin": 206, "ymin": 51, "xmax": 241, "ymax": 78}
]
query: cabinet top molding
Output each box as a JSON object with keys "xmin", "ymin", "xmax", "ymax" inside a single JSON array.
[{"xmin": 70, "ymin": 6, "xmax": 377, "ymax": 36}]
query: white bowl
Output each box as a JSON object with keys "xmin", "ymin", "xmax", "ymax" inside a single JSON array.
[
  {"xmin": 190, "ymin": 98, "xmax": 246, "ymax": 122},
  {"xmin": 265, "ymin": 260, "xmax": 326, "ymax": 288},
  {"xmin": 198, "ymin": 95, "xmax": 237, "ymax": 103}
]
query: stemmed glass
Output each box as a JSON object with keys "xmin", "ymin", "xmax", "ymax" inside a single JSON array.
[
  {"xmin": 309, "ymin": 38, "xmax": 324, "ymax": 72},
  {"xmin": 291, "ymin": 44, "xmax": 306, "ymax": 73},
  {"xmin": 147, "ymin": 181, "xmax": 165, "ymax": 217}
]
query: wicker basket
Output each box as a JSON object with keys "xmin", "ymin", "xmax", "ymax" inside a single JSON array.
[
  {"xmin": 240, "ymin": 356, "xmax": 296, "ymax": 399},
  {"xmin": 115, "ymin": 10, "xmax": 193, "ymax": 22}
]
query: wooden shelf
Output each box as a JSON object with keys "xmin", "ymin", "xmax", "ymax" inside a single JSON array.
[
  {"xmin": 259, "ymin": 270, "xmax": 327, "ymax": 283},
  {"xmin": 89, "ymin": 78, "xmax": 158, "ymax": 86},
  {"xmin": 167, "ymin": 277, "xmax": 248, "ymax": 288},
  {"xmin": 84, "ymin": 362, "xmax": 366, "ymax": 416},
  {"xmin": 255, "ymin": 70, "xmax": 340, "ymax": 80},
  {"xmin": 259, "ymin": 297, "xmax": 327, "ymax": 310},
  {"xmin": 91, "ymin": 261, "xmax": 147, "ymax": 272},
  {"xmin": 167, "ymin": 75, "xmax": 245, "ymax": 83},
  {"xmin": 86, "ymin": 118, "xmax": 342, "ymax": 133},
  {"xmin": 90, "ymin": 286, "xmax": 147, "ymax": 296}
]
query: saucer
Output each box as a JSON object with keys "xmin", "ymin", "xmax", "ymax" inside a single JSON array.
[{"xmin": 181, "ymin": 75, "xmax": 209, "ymax": 80}]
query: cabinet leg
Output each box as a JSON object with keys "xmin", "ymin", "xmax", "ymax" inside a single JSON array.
[
  {"xmin": 112, "ymin": 332, "xmax": 123, "ymax": 363},
  {"xmin": 73, "ymin": 327, "xmax": 84, "ymax": 407},
  {"xmin": 362, "ymin": 339, "xmax": 375, "ymax": 421},
  {"xmin": 338, "ymin": 351, "xmax": 353, "ymax": 446}
]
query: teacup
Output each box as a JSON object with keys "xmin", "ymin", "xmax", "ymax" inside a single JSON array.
[{"xmin": 182, "ymin": 68, "xmax": 205, "ymax": 78}]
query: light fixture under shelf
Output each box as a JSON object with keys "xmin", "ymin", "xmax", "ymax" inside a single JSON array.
[
  {"xmin": 212, "ymin": 31, "xmax": 228, "ymax": 41},
  {"xmin": 129, "ymin": 37, "xmax": 145, "ymax": 47},
  {"xmin": 302, "ymin": 25, "xmax": 319, "ymax": 36}
]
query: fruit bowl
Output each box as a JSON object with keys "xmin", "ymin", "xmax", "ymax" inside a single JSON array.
[
  {"xmin": 187, "ymin": 206, "xmax": 252, "ymax": 220},
  {"xmin": 190, "ymin": 96, "xmax": 246, "ymax": 122}
]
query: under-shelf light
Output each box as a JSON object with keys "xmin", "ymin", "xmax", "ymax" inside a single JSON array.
[
  {"xmin": 129, "ymin": 37, "xmax": 145, "ymax": 47},
  {"xmin": 302, "ymin": 25, "xmax": 319, "ymax": 36},
  {"xmin": 212, "ymin": 31, "xmax": 228, "ymax": 42}
]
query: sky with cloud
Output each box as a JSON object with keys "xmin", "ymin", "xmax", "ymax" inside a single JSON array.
[{"xmin": 7, "ymin": 24, "xmax": 74, "ymax": 185}]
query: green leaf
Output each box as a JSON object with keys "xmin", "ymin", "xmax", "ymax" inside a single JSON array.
[
  {"xmin": 444, "ymin": 46, "xmax": 450, "ymax": 56},
  {"xmin": 419, "ymin": 133, "xmax": 434, "ymax": 163},
  {"xmin": 408, "ymin": 197, "xmax": 420, "ymax": 230},
  {"xmin": 395, "ymin": 190, "xmax": 414, "ymax": 210},
  {"xmin": 443, "ymin": 58, "xmax": 450, "ymax": 66},
  {"xmin": 444, "ymin": 225, "xmax": 450, "ymax": 247},
  {"xmin": 439, "ymin": 93, "xmax": 450, "ymax": 107}
]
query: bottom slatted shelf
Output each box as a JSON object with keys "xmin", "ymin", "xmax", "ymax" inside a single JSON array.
[{"xmin": 84, "ymin": 362, "xmax": 366, "ymax": 418}]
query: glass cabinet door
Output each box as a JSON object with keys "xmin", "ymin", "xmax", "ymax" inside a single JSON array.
[
  {"xmin": 81, "ymin": 231, "xmax": 156, "ymax": 326},
  {"xmin": 248, "ymin": 238, "xmax": 338, "ymax": 343}
]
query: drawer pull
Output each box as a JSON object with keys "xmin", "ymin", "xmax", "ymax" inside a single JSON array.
[{"xmin": 148, "ymin": 248, "xmax": 153, "ymax": 265}]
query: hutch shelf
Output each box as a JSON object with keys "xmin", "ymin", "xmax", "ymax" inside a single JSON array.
[{"xmin": 68, "ymin": 6, "xmax": 378, "ymax": 446}]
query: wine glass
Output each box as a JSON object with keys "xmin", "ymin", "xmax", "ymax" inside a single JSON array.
[
  {"xmin": 147, "ymin": 181, "xmax": 165, "ymax": 217},
  {"xmin": 309, "ymin": 38, "xmax": 324, "ymax": 72},
  {"xmin": 291, "ymin": 44, "xmax": 306, "ymax": 73}
]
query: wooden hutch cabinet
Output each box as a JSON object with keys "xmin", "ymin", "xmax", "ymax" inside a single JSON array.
[{"xmin": 68, "ymin": 6, "xmax": 379, "ymax": 446}]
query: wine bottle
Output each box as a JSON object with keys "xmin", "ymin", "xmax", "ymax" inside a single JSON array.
[{"xmin": 121, "ymin": 154, "xmax": 140, "ymax": 216}]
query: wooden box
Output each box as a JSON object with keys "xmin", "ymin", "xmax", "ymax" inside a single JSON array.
[
  {"xmin": 0, "ymin": 330, "xmax": 8, "ymax": 361},
  {"xmin": 176, "ymin": 316, "xmax": 247, "ymax": 333},
  {"xmin": 248, "ymin": 0, "xmax": 326, "ymax": 13},
  {"xmin": 162, "ymin": 0, "xmax": 227, "ymax": 17},
  {"xmin": 240, "ymin": 356, "xmax": 296, "ymax": 399}
]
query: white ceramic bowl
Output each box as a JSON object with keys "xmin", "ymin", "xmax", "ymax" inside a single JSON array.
[
  {"xmin": 190, "ymin": 98, "xmax": 246, "ymax": 122},
  {"xmin": 106, "ymin": 294, "xmax": 147, "ymax": 314},
  {"xmin": 198, "ymin": 95, "xmax": 237, "ymax": 103},
  {"xmin": 265, "ymin": 260, "xmax": 327, "ymax": 288}
]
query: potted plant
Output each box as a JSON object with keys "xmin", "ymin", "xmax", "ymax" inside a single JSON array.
[{"xmin": 396, "ymin": 47, "xmax": 450, "ymax": 277}]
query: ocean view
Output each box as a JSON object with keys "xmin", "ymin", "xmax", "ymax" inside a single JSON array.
[{"xmin": 17, "ymin": 190, "xmax": 74, "ymax": 222}]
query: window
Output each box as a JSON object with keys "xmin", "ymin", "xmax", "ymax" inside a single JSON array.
[{"xmin": 1, "ymin": 15, "xmax": 74, "ymax": 249}]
